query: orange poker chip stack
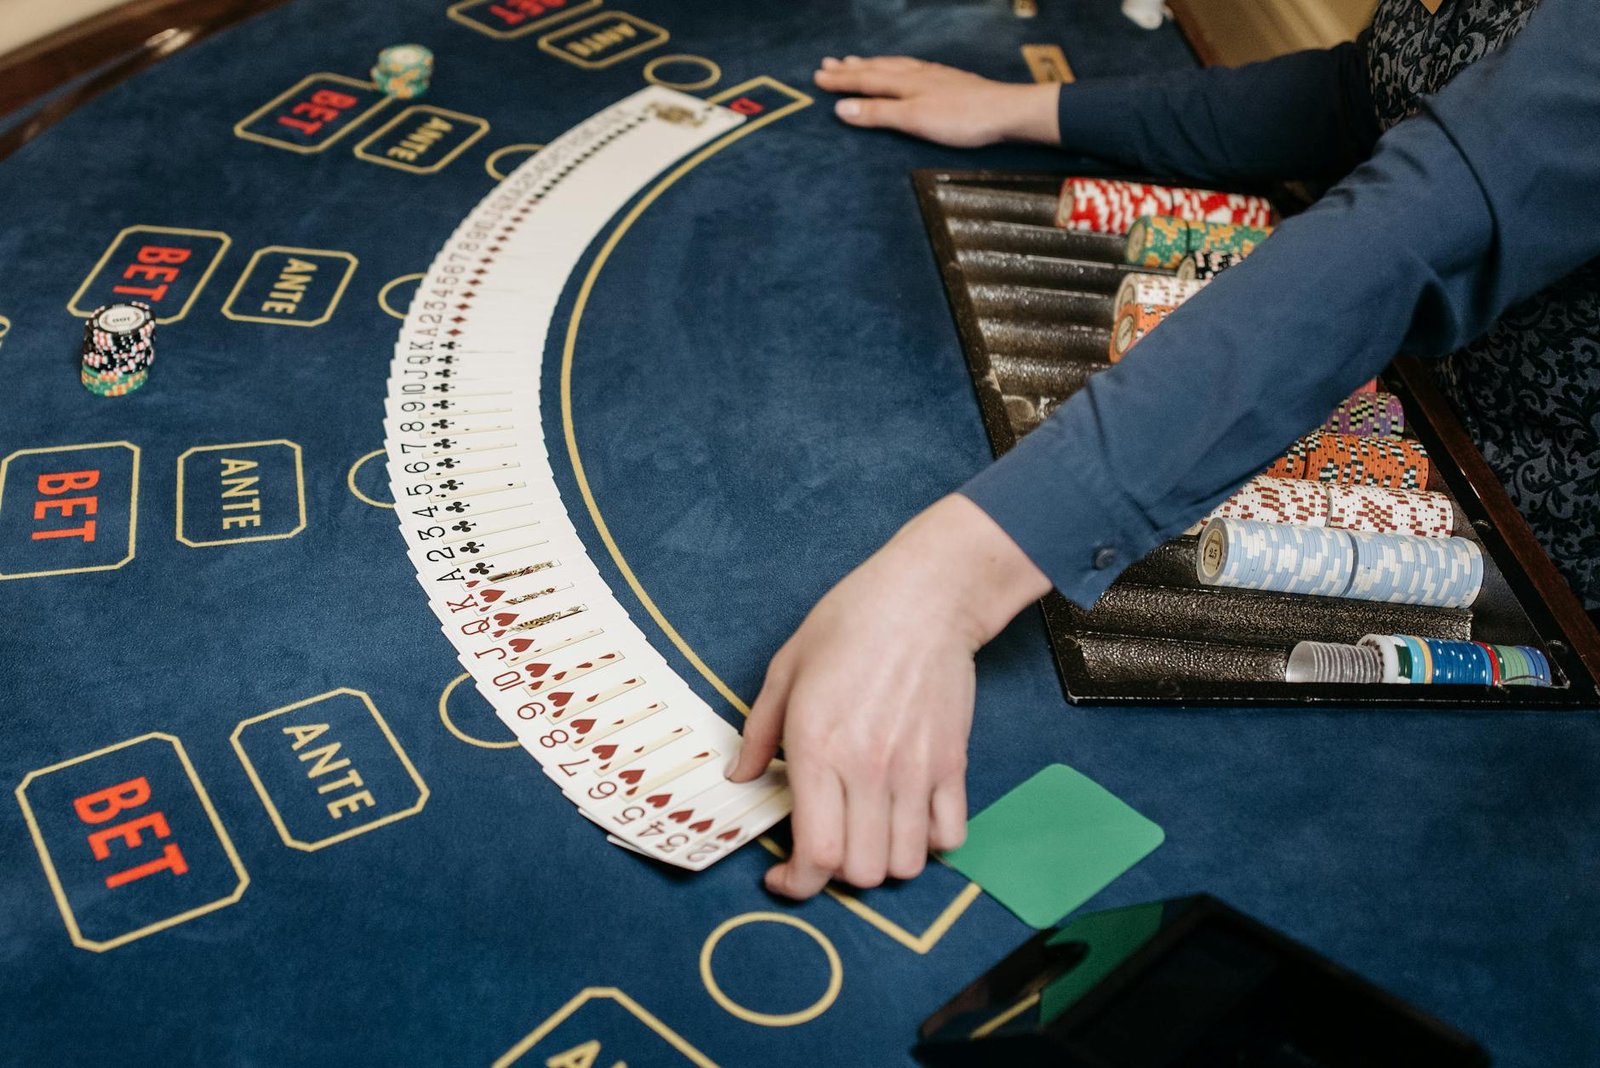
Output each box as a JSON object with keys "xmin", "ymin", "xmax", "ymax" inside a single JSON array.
[
  {"xmin": 1109, "ymin": 301, "xmax": 1176, "ymax": 362},
  {"xmin": 1271, "ymin": 431, "xmax": 1430, "ymax": 490}
]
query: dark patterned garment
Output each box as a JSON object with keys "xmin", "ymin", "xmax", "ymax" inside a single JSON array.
[{"xmin": 1365, "ymin": 0, "xmax": 1600, "ymax": 609}]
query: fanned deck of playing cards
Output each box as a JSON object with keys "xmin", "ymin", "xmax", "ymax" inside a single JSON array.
[{"xmin": 384, "ymin": 87, "xmax": 791, "ymax": 870}]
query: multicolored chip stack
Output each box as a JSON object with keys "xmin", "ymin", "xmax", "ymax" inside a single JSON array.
[
  {"xmin": 1323, "ymin": 392, "xmax": 1405, "ymax": 437},
  {"xmin": 372, "ymin": 44, "xmax": 433, "ymax": 100},
  {"xmin": 81, "ymin": 302, "xmax": 155, "ymax": 397},
  {"xmin": 1175, "ymin": 249, "xmax": 1244, "ymax": 281},
  {"xmin": 1197, "ymin": 517, "xmax": 1484, "ymax": 608},
  {"xmin": 1124, "ymin": 216, "xmax": 1273, "ymax": 269},
  {"xmin": 1054, "ymin": 178, "xmax": 1276, "ymax": 233},
  {"xmin": 1268, "ymin": 431, "xmax": 1430, "ymax": 490},
  {"xmin": 1355, "ymin": 634, "xmax": 1553, "ymax": 685}
]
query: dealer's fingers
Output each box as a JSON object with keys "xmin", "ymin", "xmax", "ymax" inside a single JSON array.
[
  {"xmin": 728, "ymin": 661, "xmax": 791, "ymax": 782},
  {"xmin": 887, "ymin": 786, "xmax": 931, "ymax": 881},
  {"xmin": 929, "ymin": 776, "xmax": 968, "ymax": 853},
  {"xmin": 765, "ymin": 766, "xmax": 846, "ymax": 899}
]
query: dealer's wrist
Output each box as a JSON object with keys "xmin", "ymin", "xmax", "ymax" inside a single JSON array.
[{"xmin": 886, "ymin": 494, "xmax": 1053, "ymax": 648}]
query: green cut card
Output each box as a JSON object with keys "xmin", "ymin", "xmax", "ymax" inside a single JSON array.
[{"xmin": 941, "ymin": 764, "xmax": 1165, "ymax": 929}]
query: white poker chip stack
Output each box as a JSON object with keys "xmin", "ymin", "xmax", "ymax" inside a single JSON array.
[
  {"xmin": 1113, "ymin": 273, "xmax": 1207, "ymax": 314},
  {"xmin": 1197, "ymin": 518, "xmax": 1355, "ymax": 597},
  {"xmin": 1196, "ymin": 518, "xmax": 1485, "ymax": 609},
  {"xmin": 1345, "ymin": 530, "xmax": 1483, "ymax": 609},
  {"xmin": 1285, "ymin": 641, "xmax": 1386, "ymax": 683}
]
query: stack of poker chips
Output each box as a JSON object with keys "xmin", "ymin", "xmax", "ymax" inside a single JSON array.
[
  {"xmin": 1189, "ymin": 478, "xmax": 1454, "ymax": 538},
  {"xmin": 1357, "ymin": 634, "xmax": 1553, "ymax": 686},
  {"xmin": 1196, "ymin": 517, "xmax": 1483, "ymax": 609},
  {"xmin": 1323, "ymin": 392, "xmax": 1405, "ymax": 437},
  {"xmin": 1176, "ymin": 249, "xmax": 1244, "ymax": 281},
  {"xmin": 372, "ymin": 44, "xmax": 433, "ymax": 99},
  {"xmin": 81, "ymin": 302, "xmax": 155, "ymax": 397},
  {"xmin": 1124, "ymin": 215, "xmax": 1274, "ymax": 269},
  {"xmin": 1108, "ymin": 274, "xmax": 1205, "ymax": 361},
  {"xmin": 1055, "ymin": 177, "xmax": 1276, "ymax": 233},
  {"xmin": 1267, "ymin": 430, "xmax": 1430, "ymax": 491},
  {"xmin": 1286, "ymin": 635, "xmax": 1553, "ymax": 686}
]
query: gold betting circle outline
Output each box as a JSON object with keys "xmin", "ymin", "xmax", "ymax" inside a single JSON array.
[
  {"xmin": 642, "ymin": 54, "xmax": 722, "ymax": 92},
  {"xmin": 484, "ymin": 143, "xmax": 545, "ymax": 181},
  {"xmin": 377, "ymin": 272, "xmax": 425, "ymax": 320},
  {"xmin": 438, "ymin": 672, "xmax": 521, "ymax": 749},
  {"xmin": 559, "ymin": 77, "xmax": 984, "ymax": 956},
  {"xmin": 699, "ymin": 912, "xmax": 842, "ymax": 1027},
  {"xmin": 346, "ymin": 449, "xmax": 394, "ymax": 509}
]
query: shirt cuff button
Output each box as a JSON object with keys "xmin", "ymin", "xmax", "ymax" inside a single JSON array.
[{"xmin": 1092, "ymin": 545, "xmax": 1120, "ymax": 570}]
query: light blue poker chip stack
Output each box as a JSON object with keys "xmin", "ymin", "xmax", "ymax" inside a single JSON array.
[
  {"xmin": 1345, "ymin": 530, "xmax": 1483, "ymax": 609},
  {"xmin": 1196, "ymin": 518, "xmax": 1355, "ymax": 597}
]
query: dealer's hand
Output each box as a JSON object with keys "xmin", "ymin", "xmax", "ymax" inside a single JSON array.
[
  {"xmin": 812, "ymin": 55, "xmax": 1061, "ymax": 147},
  {"xmin": 728, "ymin": 494, "xmax": 1051, "ymax": 900}
]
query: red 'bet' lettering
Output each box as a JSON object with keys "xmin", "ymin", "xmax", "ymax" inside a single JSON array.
[
  {"xmin": 31, "ymin": 470, "xmax": 99, "ymax": 542},
  {"xmin": 275, "ymin": 88, "xmax": 361, "ymax": 136},
  {"xmin": 489, "ymin": 0, "xmax": 565, "ymax": 27},
  {"xmin": 73, "ymin": 777, "xmax": 149, "ymax": 823},
  {"xmin": 71, "ymin": 778, "xmax": 189, "ymax": 889},
  {"xmin": 111, "ymin": 244, "xmax": 191, "ymax": 302}
]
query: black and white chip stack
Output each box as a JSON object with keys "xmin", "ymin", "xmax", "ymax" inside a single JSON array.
[{"xmin": 81, "ymin": 302, "xmax": 155, "ymax": 397}]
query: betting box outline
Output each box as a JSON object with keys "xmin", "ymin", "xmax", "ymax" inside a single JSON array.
[
  {"xmin": 494, "ymin": 987, "xmax": 717, "ymax": 1068},
  {"xmin": 14, "ymin": 733, "xmax": 250, "ymax": 952},
  {"xmin": 220, "ymin": 246, "xmax": 359, "ymax": 327},
  {"xmin": 698, "ymin": 911, "xmax": 842, "ymax": 1026},
  {"xmin": 174, "ymin": 440, "xmax": 307, "ymax": 547},
  {"xmin": 642, "ymin": 54, "xmax": 723, "ymax": 92},
  {"xmin": 538, "ymin": 11, "xmax": 670, "ymax": 69},
  {"xmin": 345, "ymin": 448, "xmax": 395, "ymax": 509},
  {"xmin": 0, "ymin": 442, "xmax": 140, "ymax": 581},
  {"xmin": 484, "ymin": 143, "xmax": 547, "ymax": 181},
  {"xmin": 352, "ymin": 105, "xmax": 491, "ymax": 175},
  {"xmin": 439, "ymin": 671, "xmax": 521, "ymax": 749},
  {"xmin": 232, "ymin": 72, "xmax": 394, "ymax": 154},
  {"xmin": 229, "ymin": 688, "xmax": 431, "ymax": 851},
  {"xmin": 446, "ymin": 0, "xmax": 602, "ymax": 40},
  {"xmin": 556, "ymin": 74, "xmax": 985, "ymax": 954},
  {"xmin": 66, "ymin": 225, "xmax": 232, "ymax": 324}
]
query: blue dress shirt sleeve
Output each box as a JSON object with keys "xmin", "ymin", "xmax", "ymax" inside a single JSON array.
[
  {"xmin": 962, "ymin": 0, "xmax": 1600, "ymax": 608},
  {"xmin": 1055, "ymin": 42, "xmax": 1380, "ymax": 183}
]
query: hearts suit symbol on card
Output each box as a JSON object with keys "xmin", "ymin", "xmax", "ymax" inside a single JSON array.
[
  {"xmin": 570, "ymin": 718, "xmax": 595, "ymax": 735},
  {"xmin": 548, "ymin": 691, "xmax": 574, "ymax": 710},
  {"xmin": 480, "ymin": 588, "xmax": 505, "ymax": 603},
  {"xmin": 690, "ymin": 819, "xmax": 713, "ymax": 834},
  {"xmin": 509, "ymin": 638, "xmax": 536, "ymax": 653},
  {"xmin": 593, "ymin": 744, "xmax": 618, "ymax": 760},
  {"xmin": 493, "ymin": 612, "xmax": 519, "ymax": 627},
  {"xmin": 525, "ymin": 661, "xmax": 553, "ymax": 679},
  {"xmin": 668, "ymin": 809, "xmax": 693, "ymax": 824},
  {"xmin": 618, "ymin": 769, "xmax": 645, "ymax": 784},
  {"xmin": 646, "ymin": 793, "xmax": 672, "ymax": 809},
  {"xmin": 717, "ymin": 826, "xmax": 741, "ymax": 841}
]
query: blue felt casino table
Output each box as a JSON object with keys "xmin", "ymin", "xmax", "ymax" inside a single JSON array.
[{"xmin": 1, "ymin": 2, "xmax": 1597, "ymax": 1064}]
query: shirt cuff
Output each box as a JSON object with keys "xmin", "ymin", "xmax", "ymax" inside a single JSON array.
[{"xmin": 958, "ymin": 404, "xmax": 1161, "ymax": 609}]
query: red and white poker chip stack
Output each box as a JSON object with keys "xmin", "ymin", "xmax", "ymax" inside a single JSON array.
[
  {"xmin": 1327, "ymin": 485, "xmax": 1455, "ymax": 538},
  {"xmin": 1055, "ymin": 178, "xmax": 1277, "ymax": 233}
]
